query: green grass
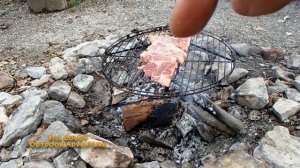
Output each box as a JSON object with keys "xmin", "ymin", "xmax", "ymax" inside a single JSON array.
[{"xmin": 68, "ymin": 0, "xmax": 81, "ymax": 8}]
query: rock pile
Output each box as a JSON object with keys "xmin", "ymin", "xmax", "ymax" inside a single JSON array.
[{"xmin": 0, "ymin": 37, "xmax": 299, "ymax": 168}]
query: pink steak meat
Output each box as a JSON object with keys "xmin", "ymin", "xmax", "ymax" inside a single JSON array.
[
  {"xmin": 148, "ymin": 35, "xmax": 191, "ymax": 52},
  {"xmin": 138, "ymin": 35, "xmax": 190, "ymax": 87}
]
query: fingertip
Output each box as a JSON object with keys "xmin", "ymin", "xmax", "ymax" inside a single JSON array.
[{"xmin": 170, "ymin": 0, "xmax": 218, "ymax": 37}]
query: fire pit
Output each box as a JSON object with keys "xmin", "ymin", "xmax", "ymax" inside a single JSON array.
[{"xmin": 102, "ymin": 25, "xmax": 236, "ymax": 98}]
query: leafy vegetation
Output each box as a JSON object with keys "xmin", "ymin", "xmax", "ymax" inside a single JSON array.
[{"xmin": 68, "ymin": 0, "xmax": 81, "ymax": 8}]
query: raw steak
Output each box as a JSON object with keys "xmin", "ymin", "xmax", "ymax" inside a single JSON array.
[
  {"xmin": 138, "ymin": 55, "xmax": 178, "ymax": 87},
  {"xmin": 138, "ymin": 35, "xmax": 190, "ymax": 87},
  {"xmin": 149, "ymin": 35, "xmax": 191, "ymax": 52},
  {"xmin": 140, "ymin": 41, "xmax": 187, "ymax": 64}
]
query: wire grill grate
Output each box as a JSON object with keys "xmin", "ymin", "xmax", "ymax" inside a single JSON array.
[{"xmin": 102, "ymin": 26, "xmax": 236, "ymax": 98}]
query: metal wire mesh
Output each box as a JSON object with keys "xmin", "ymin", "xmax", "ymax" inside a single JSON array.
[{"xmin": 102, "ymin": 26, "xmax": 236, "ymax": 98}]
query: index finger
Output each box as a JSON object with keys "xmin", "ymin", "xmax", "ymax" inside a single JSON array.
[{"xmin": 169, "ymin": 0, "xmax": 218, "ymax": 37}]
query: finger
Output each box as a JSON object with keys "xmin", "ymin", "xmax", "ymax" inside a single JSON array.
[
  {"xmin": 231, "ymin": 0, "xmax": 293, "ymax": 16},
  {"xmin": 170, "ymin": 0, "xmax": 218, "ymax": 37}
]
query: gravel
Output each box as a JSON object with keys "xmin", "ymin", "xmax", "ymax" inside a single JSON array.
[{"xmin": 0, "ymin": 0, "xmax": 299, "ymax": 65}]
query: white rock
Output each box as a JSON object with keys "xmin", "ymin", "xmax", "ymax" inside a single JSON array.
[
  {"xmin": 73, "ymin": 74, "xmax": 94, "ymax": 92},
  {"xmin": 254, "ymin": 126, "xmax": 300, "ymax": 168},
  {"xmin": 134, "ymin": 161, "xmax": 160, "ymax": 168},
  {"xmin": 67, "ymin": 92, "xmax": 86, "ymax": 108},
  {"xmin": 48, "ymin": 80, "xmax": 71, "ymax": 101},
  {"xmin": 230, "ymin": 43, "xmax": 251, "ymax": 57},
  {"xmin": 0, "ymin": 158, "xmax": 23, "ymax": 168},
  {"xmin": 236, "ymin": 78, "xmax": 269, "ymax": 109},
  {"xmin": 79, "ymin": 57, "xmax": 102, "ymax": 74},
  {"xmin": 227, "ymin": 68, "xmax": 249, "ymax": 83},
  {"xmin": 176, "ymin": 113, "xmax": 196, "ymax": 137},
  {"xmin": 286, "ymin": 55, "xmax": 300, "ymax": 70},
  {"xmin": 49, "ymin": 57, "xmax": 68, "ymax": 80},
  {"xmin": 0, "ymin": 92, "xmax": 22, "ymax": 107},
  {"xmin": 272, "ymin": 98, "xmax": 300, "ymax": 122},
  {"xmin": 294, "ymin": 75, "xmax": 300, "ymax": 92},
  {"xmin": 286, "ymin": 88, "xmax": 300, "ymax": 102},
  {"xmin": 0, "ymin": 107, "xmax": 8, "ymax": 124},
  {"xmin": 74, "ymin": 133, "xmax": 133, "ymax": 168},
  {"xmin": 20, "ymin": 87, "xmax": 48, "ymax": 100},
  {"xmin": 25, "ymin": 66, "xmax": 46, "ymax": 79},
  {"xmin": 0, "ymin": 95, "xmax": 43, "ymax": 146},
  {"xmin": 30, "ymin": 74, "xmax": 51, "ymax": 87},
  {"xmin": 63, "ymin": 40, "xmax": 108, "ymax": 61}
]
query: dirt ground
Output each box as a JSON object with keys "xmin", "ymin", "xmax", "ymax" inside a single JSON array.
[{"xmin": 0, "ymin": 0, "xmax": 299, "ymax": 65}]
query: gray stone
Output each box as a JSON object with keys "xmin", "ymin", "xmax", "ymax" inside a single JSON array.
[
  {"xmin": 134, "ymin": 161, "xmax": 160, "ymax": 168},
  {"xmin": 63, "ymin": 40, "xmax": 107, "ymax": 61},
  {"xmin": 41, "ymin": 100, "xmax": 77, "ymax": 130},
  {"xmin": 48, "ymin": 80, "xmax": 71, "ymax": 101},
  {"xmin": 181, "ymin": 149, "xmax": 193, "ymax": 162},
  {"xmin": 28, "ymin": 0, "xmax": 67, "ymax": 13},
  {"xmin": 230, "ymin": 43, "xmax": 251, "ymax": 57},
  {"xmin": 49, "ymin": 57, "xmax": 68, "ymax": 80},
  {"xmin": 67, "ymin": 92, "xmax": 86, "ymax": 108},
  {"xmin": 10, "ymin": 134, "xmax": 33, "ymax": 159},
  {"xmin": 79, "ymin": 57, "xmax": 102, "ymax": 74},
  {"xmin": 53, "ymin": 150, "xmax": 87, "ymax": 168},
  {"xmin": 74, "ymin": 133, "xmax": 133, "ymax": 168},
  {"xmin": 287, "ymin": 55, "xmax": 300, "ymax": 70},
  {"xmin": 236, "ymin": 77, "xmax": 269, "ymax": 109},
  {"xmin": 0, "ymin": 71, "xmax": 15, "ymax": 92},
  {"xmin": 254, "ymin": 126, "xmax": 300, "ymax": 168},
  {"xmin": 272, "ymin": 98, "xmax": 300, "ymax": 122},
  {"xmin": 273, "ymin": 66, "xmax": 295, "ymax": 82},
  {"xmin": 25, "ymin": 66, "xmax": 46, "ymax": 79},
  {"xmin": 0, "ymin": 158, "xmax": 23, "ymax": 168},
  {"xmin": 20, "ymin": 87, "xmax": 48, "ymax": 100},
  {"xmin": 159, "ymin": 160, "xmax": 179, "ymax": 168},
  {"xmin": 294, "ymin": 75, "xmax": 300, "ymax": 92},
  {"xmin": 89, "ymin": 78, "xmax": 112, "ymax": 111},
  {"xmin": 73, "ymin": 74, "xmax": 94, "ymax": 92},
  {"xmin": 176, "ymin": 113, "xmax": 196, "ymax": 137},
  {"xmin": 227, "ymin": 68, "xmax": 249, "ymax": 83},
  {"xmin": 286, "ymin": 88, "xmax": 300, "ymax": 102},
  {"xmin": 0, "ymin": 95, "xmax": 43, "ymax": 146},
  {"xmin": 204, "ymin": 150, "xmax": 266, "ymax": 168},
  {"xmin": 29, "ymin": 121, "xmax": 72, "ymax": 160},
  {"xmin": 31, "ymin": 74, "xmax": 51, "ymax": 87},
  {"xmin": 228, "ymin": 105, "xmax": 247, "ymax": 120},
  {"xmin": 65, "ymin": 61, "xmax": 85, "ymax": 77},
  {"xmin": 23, "ymin": 160, "xmax": 54, "ymax": 168},
  {"xmin": 0, "ymin": 92, "xmax": 22, "ymax": 107},
  {"xmin": 268, "ymin": 85, "xmax": 287, "ymax": 94},
  {"xmin": 0, "ymin": 148, "xmax": 11, "ymax": 162}
]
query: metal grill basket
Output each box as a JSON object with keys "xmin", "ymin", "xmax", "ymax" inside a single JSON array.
[{"xmin": 102, "ymin": 26, "xmax": 236, "ymax": 98}]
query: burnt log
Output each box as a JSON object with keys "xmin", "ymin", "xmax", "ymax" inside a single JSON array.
[
  {"xmin": 139, "ymin": 132, "xmax": 173, "ymax": 150},
  {"xmin": 198, "ymin": 95, "xmax": 244, "ymax": 133},
  {"xmin": 183, "ymin": 101, "xmax": 235, "ymax": 135},
  {"xmin": 122, "ymin": 99, "xmax": 181, "ymax": 132}
]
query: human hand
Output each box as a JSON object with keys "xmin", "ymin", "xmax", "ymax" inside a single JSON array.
[{"xmin": 170, "ymin": 0, "xmax": 293, "ymax": 37}]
